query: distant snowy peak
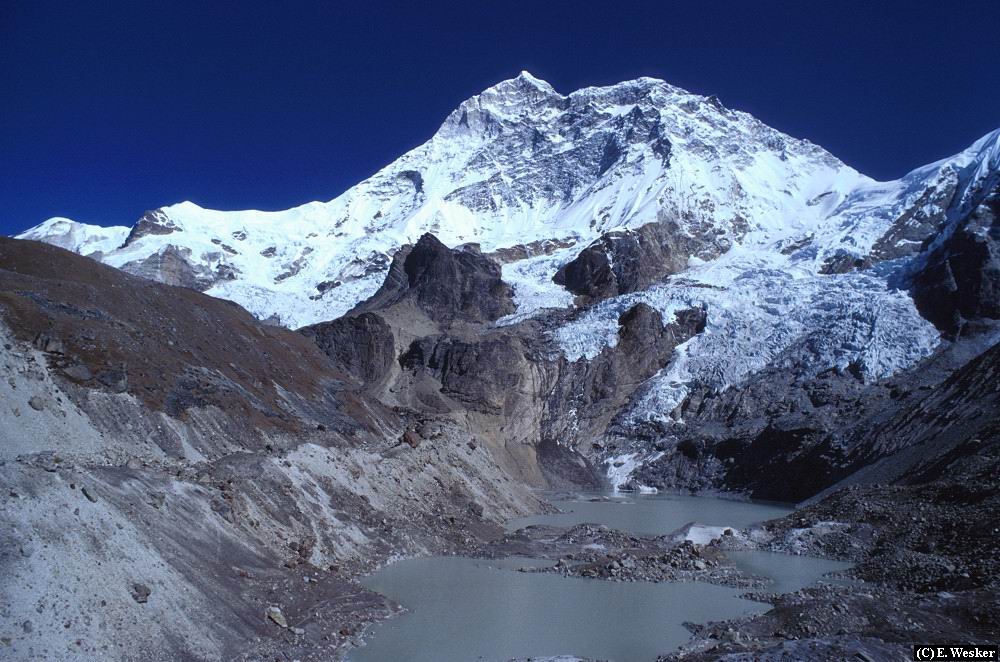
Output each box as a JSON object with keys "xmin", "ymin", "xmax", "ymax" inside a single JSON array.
[
  {"xmin": 818, "ymin": 127, "xmax": 1000, "ymax": 274},
  {"xmin": 939, "ymin": 128, "xmax": 1000, "ymax": 221},
  {"xmin": 18, "ymin": 217, "xmax": 130, "ymax": 257},
  {"xmin": 444, "ymin": 70, "xmax": 561, "ymax": 125},
  {"xmin": 14, "ymin": 73, "xmax": 1000, "ymax": 331}
]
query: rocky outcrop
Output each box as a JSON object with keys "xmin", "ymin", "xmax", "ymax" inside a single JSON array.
[
  {"xmin": 302, "ymin": 232, "xmax": 708, "ymax": 488},
  {"xmin": 546, "ymin": 303, "xmax": 707, "ymax": 438},
  {"xmin": 912, "ymin": 184, "xmax": 1000, "ymax": 336},
  {"xmin": 393, "ymin": 296, "xmax": 706, "ymax": 482},
  {"xmin": 300, "ymin": 313, "xmax": 396, "ymax": 387},
  {"xmin": 399, "ymin": 333, "xmax": 533, "ymax": 416},
  {"xmin": 122, "ymin": 209, "xmax": 179, "ymax": 247},
  {"xmin": 120, "ymin": 244, "xmax": 220, "ymax": 291},
  {"xmin": 485, "ymin": 237, "xmax": 577, "ymax": 264},
  {"xmin": 554, "ymin": 221, "xmax": 707, "ymax": 302},
  {"xmin": 354, "ymin": 233, "xmax": 514, "ymax": 326},
  {"xmin": 821, "ymin": 167, "xmax": 966, "ymax": 276},
  {"xmin": 869, "ymin": 168, "xmax": 960, "ymax": 262}
]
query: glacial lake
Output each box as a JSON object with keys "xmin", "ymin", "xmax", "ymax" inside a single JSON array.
[
  {"xmin": 349, "ymin": 493, "xmax": 850, "ymax": 662},
  {"xmin": 508, "ymin": 491, "xmax": 792, "ymax": 535}
]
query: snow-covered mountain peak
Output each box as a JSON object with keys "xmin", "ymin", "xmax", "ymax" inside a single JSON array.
[
  {"xmin": 486, "ymin": 69, "xmax": 559, "ymax": 98},
  {"xmin": 18, "ymin": 217, "xmax": 129, "ymax": 257},
  {"xmin": 568, "ymin": 75, "xmax": 687, "ymax": 111},
  {"xmin": 438, "ymin": 71, "xmax": 562, "ymax": 135},
  {"xmin": 438, "ymin": 72, "xmax": 840, "ymax": 172},
  {"xmin": 15, "ymin": 74, "xmax": 999, "ymax": 337},
  {"xmin": 895, "ymin": 128, "xmax": 1000, "ymax": 198},
  {"xmin": 948, "ymin": 128, "xmax": 1000, "ymax": 211}
]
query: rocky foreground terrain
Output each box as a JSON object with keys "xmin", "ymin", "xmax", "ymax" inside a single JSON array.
[
  {"xmin": 3, "ymin": 73, "xmax": 1000, "ymax": 661},
  {"xmin": 665, "ymin": 460, "xmax": 1000, "ymax": 661},
  {"xmin": 0, "ymin": 237, "xmax": 550, "ymax": 660}
]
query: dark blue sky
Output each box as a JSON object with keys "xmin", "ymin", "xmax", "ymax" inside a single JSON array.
[{"xmin": 3, "ymin": 1, "xmax": 999, "ymax": 236}]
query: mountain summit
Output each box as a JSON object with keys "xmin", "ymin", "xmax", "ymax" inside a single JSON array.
[{"xmin": 18, "ymin": 73, "xmax": 906, "ymax": 327}]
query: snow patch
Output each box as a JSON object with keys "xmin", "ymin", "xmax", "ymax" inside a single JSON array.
[
  {"xmin": 497, "ymin": 247, "xmax": 577, "ymax": 324},
  {"xmin": 682, "ymin": 524, "xmax": 732, "ymax": 546}
]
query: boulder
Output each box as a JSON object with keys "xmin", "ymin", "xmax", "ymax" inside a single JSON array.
[
  {"xmin": 63, "ymin": 364, "xmax": 93, "ymax": 381},
  {"xmin": 401, "ymin": 430, "xmax": 421, "ymax": 448},
  {"xmin": 265, "ymin": 606, "xmax": 287, "ymax": 628},
  {"xmin": 96, "ymin": 368, "xmax": 128, "ymax": 393},
  {"xmin": 130, "ymin": 583, "xmax": 151, "ymax": 604},
  {"xmin": 33, "ymin": 332, "xmax": 65, "ymax": 354}
]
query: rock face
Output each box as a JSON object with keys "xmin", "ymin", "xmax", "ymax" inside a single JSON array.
[
  {"xmin": 546, "ymin": 303, "xmax": 707, "ymax": 441},
  {"xmin": 355, "ymin": 233, "xmax": 515, "ymax": 326},
  {"xmin": 399, "ymin": 334, "xmax": 532, "ymax": 416},
  {"xmin": 339, "ymin": 235, "xmax": 711, "ymax": 486},
  {"xmin": 554, "ymin": 221, "xmax": 711, "ymax": 301},
  {"xmin": 300, "ymin": 312, "xmax": 396, "ymax": 387},
  {"xmin": 123, "ymin": 209, "xmax": 180, "ymax": 247},
  {"xmin": 120, "ymin": 244, "xmax": 221, "ymax": 290},
  {"xmin": 912, "ymin": 182, "xmax": 1000, "ymax": 336}
]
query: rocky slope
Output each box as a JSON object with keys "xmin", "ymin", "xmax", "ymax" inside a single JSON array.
[
  {"xmin": 661, "ymin": 430, "xmax": 1000, "ymax": 661},
  {"xmin": 0, "ymin": 238, "xmax": 550, "ymax": 660}
]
